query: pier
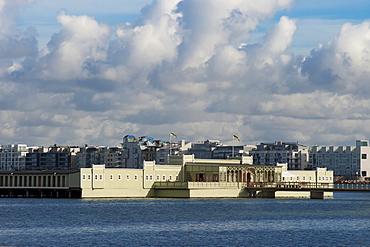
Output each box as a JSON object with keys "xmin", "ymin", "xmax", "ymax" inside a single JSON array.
[
  {"xmin": 244, "ymin": 182, "xmax": 370, "ymax": 199},
  {"xmin": 0, "ymin": 170, "xmax": 81, "ymax": 198}
]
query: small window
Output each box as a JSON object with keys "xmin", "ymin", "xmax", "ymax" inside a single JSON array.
[
  {"xmin": 99, "ymin": 174, "xmax": 103, "ymax": 181},
  {"xmin": 134, "ymin": 174, "xmax": 138, "ymax": 181},
  {"xmin": 176, "ymin": 175, "xmax": 179, "ymax": 181},
  {"xmin": 118, "ymin": 174, "xmax": 122, "ymax": 181},
  {"xmin": 169, "ymin": 175, "xmax": 172, "ymax": 181},
  {"xmin": 318, "ymin": 177, "xmax": 321, "ymax": 181},
  {"xmin": 326, "ymin": 176, "xmax": 328, "ymax": 181},
  {"xmin": 290, "ymin": 177, "xmax": 293, "ymax": 181},
  {"xmin": 309, "ymin": 176, "xmax": 312, "ymax": 181},
  {"xmin": 95, "ymin": 174, "xmax": 98, "ymax": 181},
  {"xmin": 162, "ymin": 175, "xmax": 166, "ymax": 181},
  {"xmin": 126, "ymin": 174, "xmax": 130, "ymax": 181},
  {"xmin": 110, "ymin": 174, "xmax": 113, "ymax": 181},
  {"xmin": 362, "ymin": 154, "xmax": 367, "ymax": 159},
  {"xmin": 146, "ymin": 175, "xmax": 149, "ymax": 181},
  {"xmin": 302, "ymin": 176, "xmax": 306, "ymax": 181},
  {"xmin": 149, "ymin": 175, "xmax": 153, "ymax": 181},
  {"xmin": 156, "ymin": 175, "xmax": 160, "ymax": 181},
  {"xmin": 297, "ymin": 176, "xmax": 299, "ymax": 181},
  {"xmin": 82, "ymin": 174, "xmax": 86, "ymax": 181},
  {"xmin": 88, "ymin": 174, "xmax": 91, "ymax": 181}
]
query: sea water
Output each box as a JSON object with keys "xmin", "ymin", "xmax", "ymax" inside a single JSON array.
[{"xmin": 1, "ymin": 193, "xmax": 370, "ymax": 247}]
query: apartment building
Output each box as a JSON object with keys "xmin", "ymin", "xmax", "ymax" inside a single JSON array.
[
  {"xmin": 249, "ymin": 141, "xmax": 310, "ymax": 170},
  {"xmin": 74, "ymin": 146, "xmax": 122, "ymax": 168},
  {"xmin": 25, "ymin": 145, "xmax": 80, "ymax": 170},
  {"xmin": 0, "ymin": 144, "xmax": 28, "ymax": 170},
  {"xmin": 309, "ymin": 140, "xmax": 370, "ymax": 178}
]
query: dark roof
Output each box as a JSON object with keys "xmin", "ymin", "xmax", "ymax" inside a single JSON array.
[
  {"xmin": 0, "ymin": 170, "xmax": 80, "ymax": 175},
  {"xmin": 185, "ymin": 162, "xmax": 277, "ymax": 168}
]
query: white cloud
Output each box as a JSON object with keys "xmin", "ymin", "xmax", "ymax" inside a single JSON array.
[
  {"xmin": 33, "ymin": 11, "xmax": 111, "ymax": 80},
  {"xmin": 302, "ymin": 21, "xmax": 370, "ymax": 95},
  {"xmin": 3, "ymin": 0, "xmax": 370, "ymax": 147}
]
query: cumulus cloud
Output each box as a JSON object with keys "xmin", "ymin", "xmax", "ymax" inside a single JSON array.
[
  {"xmin": 302, "ymin": 21, "xmax": 370, "ymax": 95},
  {"xmin": 33, "ymin": 11, "xmax": 111, "ymax": 80},
  {"xmin": 2, "ymin": 0, "xmax": 370, "ymax": 146}
]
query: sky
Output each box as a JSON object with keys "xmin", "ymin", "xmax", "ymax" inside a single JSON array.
[{"xmin": 1, "ymin": 0, "xmax": 370, "ymax": 147}]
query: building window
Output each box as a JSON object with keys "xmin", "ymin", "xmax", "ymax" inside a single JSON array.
[
  {"xmin": 309, "ymin": 176, "xmax": 312, "ymax": 181},
  {"xmin": 326, "ymin": 176, "xmax": 328, "ymax": 181},
  {"xmin": 156, "ymin": 175, "xmax": 160, "ymax": 181},
  {"xmin": 149, "ymin": 175, "xmax": 153, "ymax": 181},
  {"xmin": 99, "ymin": 174, "xmax": 103, "ymax": 181},
  {"xmin": 82, "ymin": 174, "xmax": 86, "ymax": 181},
  {"xmin": 146, "ymin": 175, "xmax": 149, "ymax": 181},
  {"xmin": 162, "ymin": 175, "xmax": 166, "ymax": 181},
  {"xmin": 176, "ymin": 175, "xmax": 179, "ymax": 181},
  {"xmin": 134, "ymin": 174, "xmax": 138, "ymax": 181},
  {"xmin": 318, "ymin": 177, "xmax": 321, "ymax": 181},
  {"xmin": 297, "ymin": 176, "xmax": 299, "ymax": 181},
  {"xmin": 362, "ymin": 154, "xmax": 367, "ymax": 159},
  {"xmin": 169, "ymin": 175, "xmax": 172, "ymax": 181},
  {"xmin": 95, "ymin": 174, "xmax": 98, "ymax": 181},
  {"xmin": 126, "ymin": 174, "xmax": 130, "ymax": 181},
  {"xmin": 302, "ymin": 176, "xmax": 306, "ymax": 181},
  {"xmin": 118, "ymin": 174, "xmax": 122, "ymax": 181},
  {"xmin": 88, "ymin": 174, "xmax": 91, "ymax": 181}
]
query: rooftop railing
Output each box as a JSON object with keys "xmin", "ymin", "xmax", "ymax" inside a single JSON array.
[{"xmin": 153, "ymin": 181, "xmax": 242, "ymax": 189}]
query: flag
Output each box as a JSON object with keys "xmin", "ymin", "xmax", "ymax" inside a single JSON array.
[
  {"xmin": 233, "ymin": 135, "xmax": 240, "ymax": 141},
  {"xmin": 170, "ymin": 132, "xmax": 178, "ymax": 138}
]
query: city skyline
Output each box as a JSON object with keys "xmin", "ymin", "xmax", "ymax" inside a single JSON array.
[{"xmin": 1, "ymin": 0, "xmax": 370, "ymax": 147}]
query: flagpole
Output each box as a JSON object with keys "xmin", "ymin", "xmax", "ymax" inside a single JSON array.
[
  {"xmin": 169, "ymin": 133, "xmax": 172, "ymax": 156},
  {"xmin": 232, "ymin": 137, "xmax": 234, "ymax": 157}
]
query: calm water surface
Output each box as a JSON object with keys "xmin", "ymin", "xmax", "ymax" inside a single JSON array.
[{"xmin": 1, "ymin": 193, "xmax": 370, "ymax": 246}]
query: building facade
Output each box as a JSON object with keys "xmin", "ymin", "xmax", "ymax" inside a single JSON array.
[
  {"xmin": 309, "ymin": 140, "xmax": 370, "ymax": 179},
  {"xmin": 249, "ymin": 142, "xmax": 310, "ymax": 170},
  {"xmin": 75, "ymin": 146, "xmax": 122, "ymax": 168},
  {"xmin": 0, "ymin": 154, "xmax": 334, "ymax": 199},
  {"xmin": 0, "ymin": 144, "xmax": 28, "ymax": 170},
  {"xmin": 25, "ymin": 145, "xmax": 80, "ymax": 170},
  {"xmin": 187, "ymin": 140, "xmax": 252, "ymax": 159},
  {"xmin": 121, "ymin": 135, "xmax": 176, "ymax": 168}
]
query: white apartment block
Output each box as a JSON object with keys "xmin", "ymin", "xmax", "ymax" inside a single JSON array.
[
  {"xmin": 0, "ymin": 144, "xmax": 28, "ymax": 170},
  {"xmin": 309, "ymin": 140, "xmax": 370, "ymax": 178}
]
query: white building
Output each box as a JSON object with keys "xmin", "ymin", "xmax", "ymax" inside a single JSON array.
[
  {"xmin": 0, "ymin": 144, "xmax": 28, "ymax": 170},
  {"xmin": 309, "ymin": 140, "xmax": 370, "ymax": 179}
]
